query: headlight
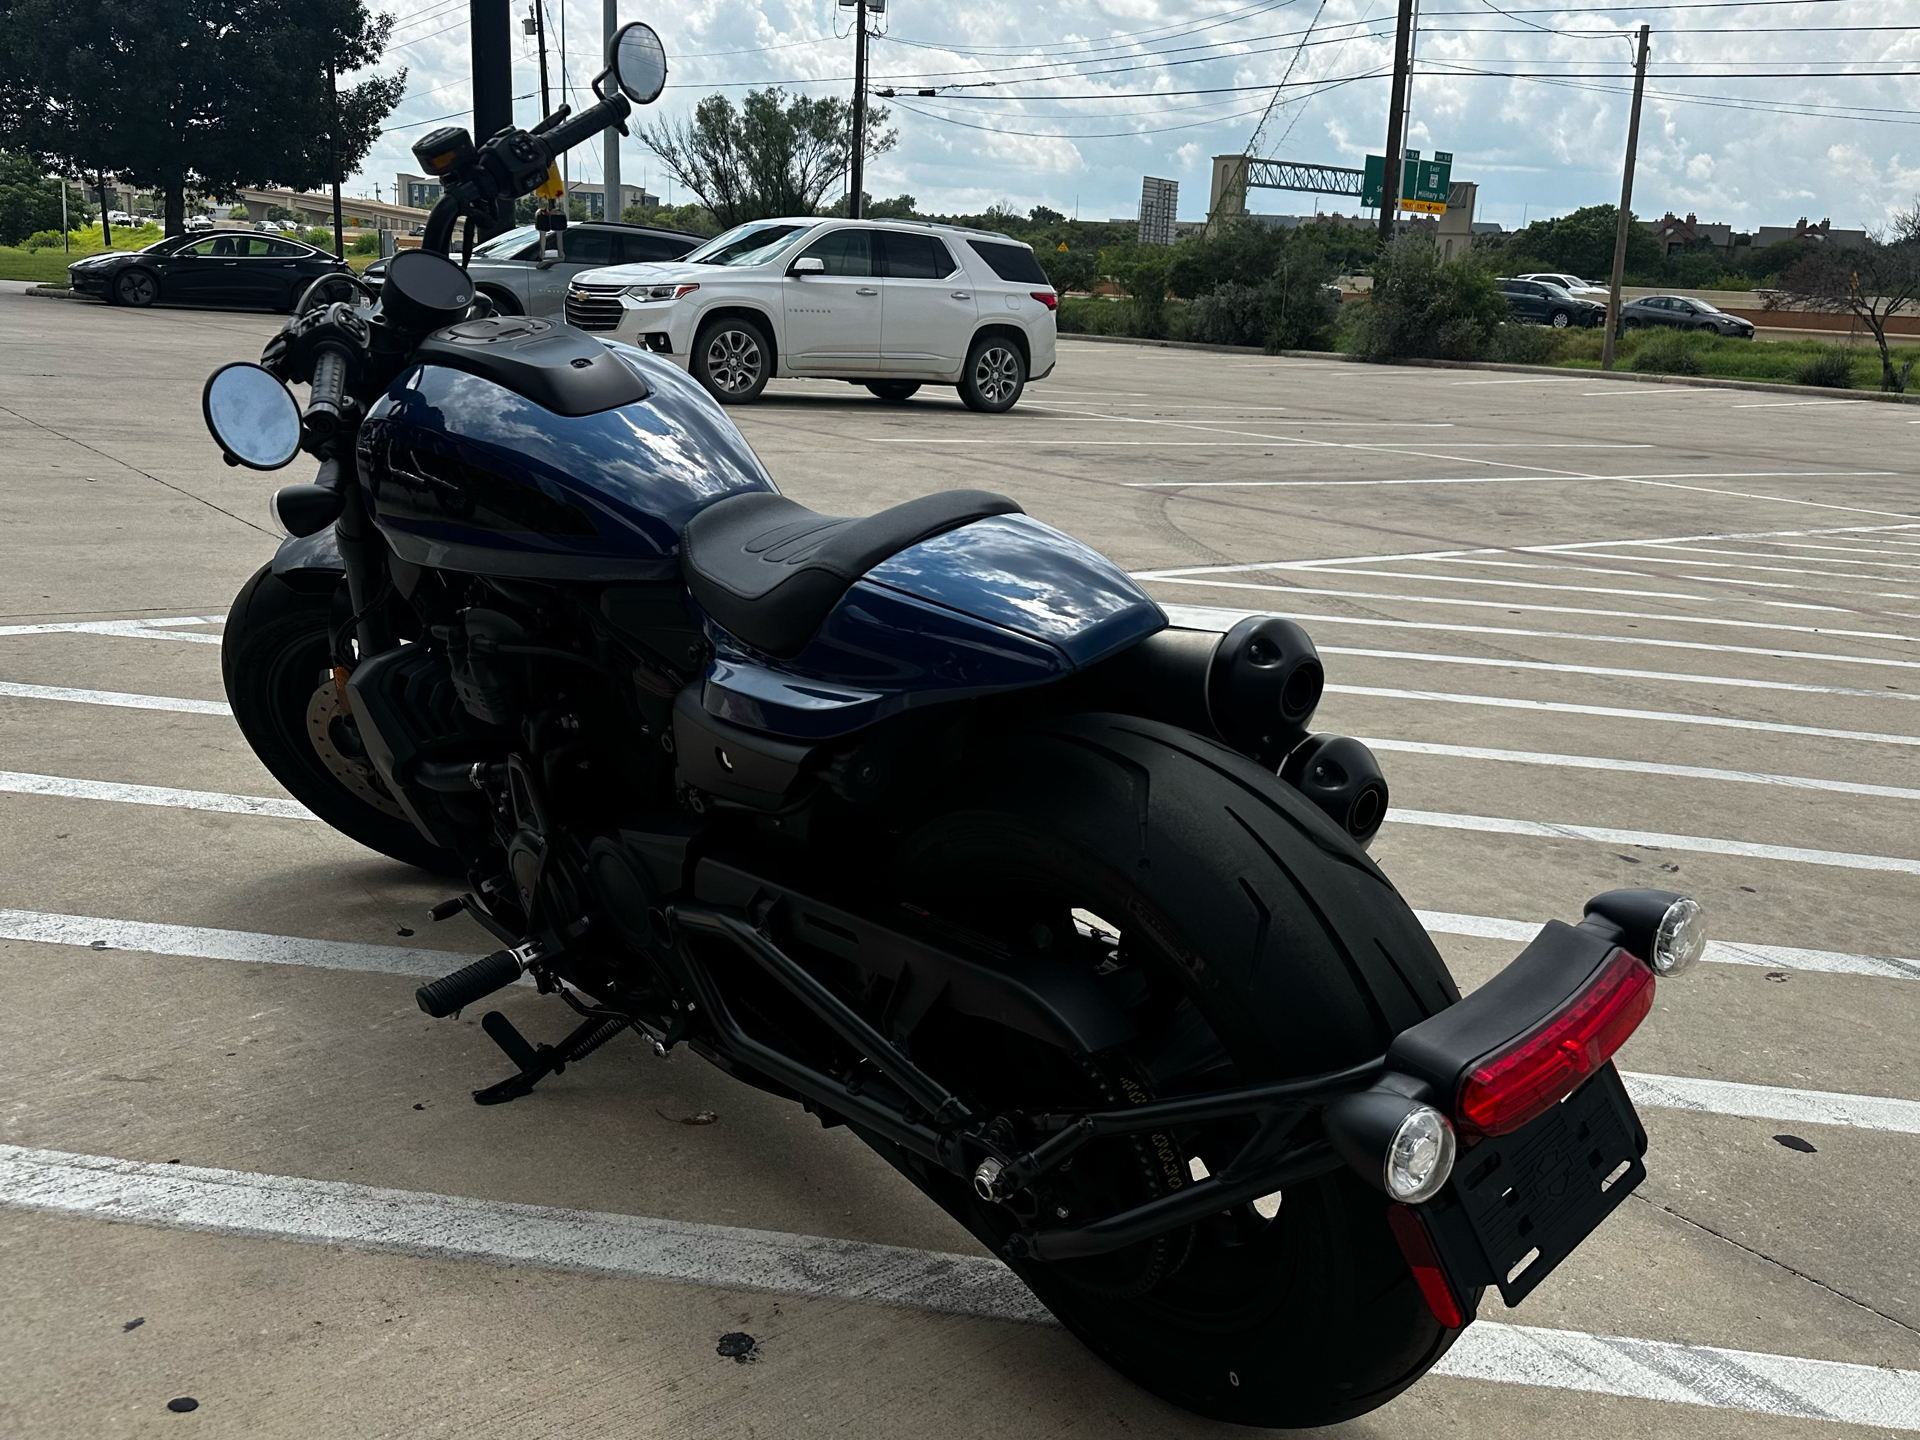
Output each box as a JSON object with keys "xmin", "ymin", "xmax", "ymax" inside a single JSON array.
[{"xmin": 624, "ymin": 282, "xmax": 699, "ymax": 301}]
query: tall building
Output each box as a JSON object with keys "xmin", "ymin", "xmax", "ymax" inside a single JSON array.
[{"xmin": 1139, "ymin": 176, "xmax": 1179, "ymax": 246}]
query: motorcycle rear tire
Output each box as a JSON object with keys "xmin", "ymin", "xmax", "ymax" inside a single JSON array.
[
  {"xmin": 876, "ymin": 713, "xmax": 1467, "ymax": 1427},
  {"xmin": 222, "ymin": 563, "xmax": 460, "ymax": 875}
]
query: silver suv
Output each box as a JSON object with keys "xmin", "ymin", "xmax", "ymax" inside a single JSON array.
[{"xmin": 565, "ymin": 218, "xmax": 1058, "ymax": 412}]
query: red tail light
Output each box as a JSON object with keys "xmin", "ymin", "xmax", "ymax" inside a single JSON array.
[
  {"xmin": 1030, "ymin": 291, "xmax": 1058, "ymax": 311},
  {"xmin": 1456, "ymin": 948, "xmax": 1654, "ymax": 1137}
]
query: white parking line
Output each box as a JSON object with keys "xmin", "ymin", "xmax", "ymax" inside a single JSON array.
[
  {"xmin": 1244, "ymin": 562, "xmax": 1920, "ymax": 620},
  {"xmin": 1150, "ymin": 600, "xmax": 1920, "ymax": 674},
  {"xmin": 1431, "ymin": 1320, "xmax": 1920, "ymax": 1430},
  {"xmin": 1128, "ymin": 470, "xmax": 1896, "ymax": 489},
  {"xmin": 0, "ymin": 615, "xmax": 225, "ymax": 643},
  {"xmin": 1731, "ymin": 399, "xmax": 1867, "ymax": 409},
  {"xmin": 0, "ymin": 680, "xmax": 230, "ymax": 714},
  {"xmin": 0, "ymin": 1144, "xmax": 1050, "ymax": 1325},
  {"xmin": 0, "ymin": 909, "xmax": 470, "ymax": 979},
  {"xmin": 1390, "ymin": 808, "xmax": 1920, "ymax": 878},
  {"xmin": 4, "ymin": 1144, "xmax": 1917, "ymax": 1428},
  {"xmin": 1413, "ymin": 910, "xmax": 1920, "ymax": 981},
  {"xmin": 1328, "ymin": 684, "xmax": 1920, "ymax": 747},
  {"xmin": 1136, "ymin": 574, "xmax": 1920, "ymax": 648},
  {"xmin": 1356, "ymin": 736, "xmax": 1920, "ymax": 801},
  {"xmin": 1620, "ymin": 1072, "xmax": 1920, "ymax": 1134},
  {"xmin": 0, "ymin": 771, "xmax": 310, "ymax": 819},
  {"xmin": 1165, "ymin": 602, "xmax": 1920, "ymax": 699}
]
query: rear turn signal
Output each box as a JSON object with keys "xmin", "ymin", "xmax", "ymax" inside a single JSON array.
[
  {"xmin": 1456, "ymin": 948, "xmax": 1654, "ymax": 1137},
  {"xmin": 1030, "ymin": 291, "xmax": 1059, "ymax": 311}
]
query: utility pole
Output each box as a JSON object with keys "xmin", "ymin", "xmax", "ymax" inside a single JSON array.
[
  {"xmin": 531, "ymin": 2, "xmax": 551, "ymax": 116},
  {"xmin": 849, "ymin": 0, "xmax": 868, "ymax": 220},
  {"xmin": 329, "ymin": 61, "xmax": 345, "ymax": 258},
  {"xmin": 1601, "ymin": 23, "xmax": 1651, "ymax": 371},
  {"xmin": 470, "ymin": 0, "xmax": 514, "ymax": 231},
  {"xmin": 1376, "ymin": 0, "xmax": 1417, "ymax": 247},
  {"xmin": 603, "ymin": 0, "xmax": 621, "ymax": 221}
]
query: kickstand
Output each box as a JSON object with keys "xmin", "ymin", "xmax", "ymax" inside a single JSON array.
[{"xmin": 472, "ymin": 1009, "xmax": 632, "ymax": 1105}]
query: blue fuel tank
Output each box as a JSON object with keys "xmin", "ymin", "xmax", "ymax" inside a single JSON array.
[{"xmin": 358, "ymin": 336, "xmax": 774, "ymax": 581}]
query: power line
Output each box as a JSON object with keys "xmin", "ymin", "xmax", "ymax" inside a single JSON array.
[
  {"xmin": 891, "ymin": 71, "xmax": 1378, "ymax": 139},
  {"xmin": 880, "ymin": 0, "xmax": 1307, "ymax": 58}
]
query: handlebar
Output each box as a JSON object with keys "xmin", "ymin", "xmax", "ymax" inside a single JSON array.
[
  {"xmin": 534, "ymin": 93, "xmax": 632, "ymax": 159},
  {"xmin": 304, "ymin": 345, "xmax": 352, "ymax": 440}
]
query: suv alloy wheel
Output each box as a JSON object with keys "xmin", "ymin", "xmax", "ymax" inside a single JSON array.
[
  {"xmin": 959, "ymin": 336, "xmax": 1025, "ymax": 413},
  {"xmin": 693, "ymin": 317, "xmax": 771, "ymax": 403}
]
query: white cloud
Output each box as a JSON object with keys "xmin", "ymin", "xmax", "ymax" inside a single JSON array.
[{"xmin": 347, "ymin": 0, "xmax": 1920, "ymax": 230}]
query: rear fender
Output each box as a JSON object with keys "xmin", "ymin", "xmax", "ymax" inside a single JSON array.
[{"xmin": 699, "ymin": 514, "xmax": 1166, "ymax": 740}]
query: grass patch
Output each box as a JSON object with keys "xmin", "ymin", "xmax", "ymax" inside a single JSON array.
[{"xmin": 1547, "ymin": 326, "xmax": 1909, "ymax": 388}]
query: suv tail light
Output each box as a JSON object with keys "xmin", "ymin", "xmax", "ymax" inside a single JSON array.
[
  {"xmin": 1456, "ymin": 948, "xmax": 1654, "ymax": 1137},
  {"xmin": 1030, "ymin": 291, "xmax": 1058, "ymax": 311}
]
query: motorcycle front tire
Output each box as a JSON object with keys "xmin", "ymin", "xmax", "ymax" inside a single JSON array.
[
  {"xmin": 221, "ymin": 563, "xmax": 460, "ymax": 875},
  {"xmin": 874, "ymin": 713, "xmax": 1471, "ymax": 1427}
]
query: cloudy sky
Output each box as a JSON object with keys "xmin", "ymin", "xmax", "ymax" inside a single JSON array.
[{"xmin": 350, "ymin": 0, "xmax": 1920, "ymax": 233}]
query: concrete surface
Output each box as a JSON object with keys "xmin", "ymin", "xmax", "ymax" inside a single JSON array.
[{"xmin": 1, "ymin": 293, "xmax": 1917, "ymax": 1437}]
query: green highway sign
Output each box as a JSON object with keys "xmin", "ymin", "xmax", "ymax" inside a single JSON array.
[{"xmin": 1362, "ymin": 149, "xmax": 1453, "ymax": 213}]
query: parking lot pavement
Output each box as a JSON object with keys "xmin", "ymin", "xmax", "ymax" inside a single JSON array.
[{"xmin": 2, "ymin": 296, "xmax": 1917, "ymax": 1437}]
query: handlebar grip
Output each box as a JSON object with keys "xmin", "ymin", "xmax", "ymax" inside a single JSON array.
[
  {"xmin": 305, "ymin": 345, "xmax": 351, "ymax": 439},
  {"xmin": 535, "ymin": 93, "xmax": 632, "ymax": 160}
]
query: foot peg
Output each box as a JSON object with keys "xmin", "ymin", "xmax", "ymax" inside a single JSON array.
[
  {"xmin": 472, "ymin": 1009, "xmax": 632, "ymax": 1106},
  {"xmin": 415, "ymin": 946, "xmax": 527, "ymax": 1017}
]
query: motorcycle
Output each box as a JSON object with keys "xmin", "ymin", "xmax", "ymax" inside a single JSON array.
[{"xmin": 198, "ymin": 22, "xmax": 1708, "ymax": 1426}]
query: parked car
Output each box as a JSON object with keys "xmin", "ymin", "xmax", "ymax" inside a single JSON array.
[
  {"xmin": 1619, "ymin": 294, "xmax": 1755, "ymax": 338},
  {"xmin": 1516, "ymin": 271, "xmax": 1607, "ymax": 298},
  {"xmin": 66, "ymin": 232, "xmax": 350, "ymax": 310},
  {"xmin": 1496, "ymin": 276, "xmax": 1606, "ymax": 328},
  {"xmin": 566, "ymin": 217, "xmax": 1059, "ymax": 411},
  {"xmin": 359, "ymin": 220, "xmax": 703, "ymax": 318},
  {"xmin": 106, "ymin": 210, "xmax": 141, "ymax": 228}
]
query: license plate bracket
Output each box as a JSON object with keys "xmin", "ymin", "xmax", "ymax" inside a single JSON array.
[{"xmin": 1422, "ymin": 1061, "xmax": 1647, "ymax": 1306}]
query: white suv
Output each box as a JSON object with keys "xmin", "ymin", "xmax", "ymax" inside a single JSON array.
[{"xmin": 565, "ymin": 218, "xmax": 1057, "ymax": 412}]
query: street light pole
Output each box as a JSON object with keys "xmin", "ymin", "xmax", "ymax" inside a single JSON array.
[
  {"xmin": 603, "ymin": 0, "xmax": 621, "ymax": 222},
  {"xmin": 329, "ymin": 61, "xmax": 345, "ymax": 259},
  {"xmin": 532, "ymin": 2, "xmax": 551, "ymax": 116},
  {"xmin": 849, "ymin": 0, "xmax": 868, "ymax": 220},
  {"xmin": 1601, "ymin": 24, "xmax": 1651, "ymax": 372}
]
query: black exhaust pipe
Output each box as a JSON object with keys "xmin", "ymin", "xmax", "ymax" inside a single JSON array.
[
  {"xmin": 1091, "ymin": 617, "xmax": 1324, "ymax": 768},
  {"xmin": 1280, "ymin": 734, "xmax": 1389, "ymax": 849}
]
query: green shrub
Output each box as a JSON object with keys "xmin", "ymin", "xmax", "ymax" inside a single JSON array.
[
  {"xmin": 20, "ymin": 228, "xmax": 67, "ymax": 251},
  {"xmin": 1793, "ymin": 349, "xmax": 1855, "ymax": 388},
  {"xmin": 1350, "ymin": 235, "xmax": 1506, "ymax": 362},
  {"xmin": 1629, "ymin": 328, "xmax": 1706, "ymax": 375},
  {"xmin": 1187, "ymin": 282, "xmax": 1267, "ymax": 347},
  {"xmin": 1486, "ymin": 322, "xmax": 1567, "ymax": 365},
  {"xmin": 1056, "ymin": 296, "xmax": 1139, "ymax": 337},
  {"xmin": 349, "ymin": 231, "xmax": 379, "ymax": 254}
]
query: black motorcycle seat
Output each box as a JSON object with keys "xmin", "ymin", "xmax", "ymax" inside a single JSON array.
[{"xmin": 679, "ymin": 489, "xmax": 1024, "ymax": 657}]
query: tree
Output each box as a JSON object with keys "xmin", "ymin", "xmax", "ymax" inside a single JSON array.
[
  {"xmin": 0, "ymin": 0, "xmax": 404, "ymax": 236},
  {"xmin": 638, "ymin": 87, "xmax": 895, "ymax": 229},
  {"xmin": 1028, "ymin": 205, "xmax": 1064, "ymax": 226},
  {"xmin": 0, "ymin": 151, "xmax": 88, "ymax": 245},
  {"xmin": 1777, "ymin": 206, "xmax": 1920, "ymax": 393},
  {"xmin": 1351, "ymin": 234, "xmax": 1506, "ymax": 362},
  {"xmin": 1499, "ymin": 203, "xmax": 1659, "ymax": 281}
]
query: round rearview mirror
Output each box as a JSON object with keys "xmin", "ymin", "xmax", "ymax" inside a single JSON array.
[
  {"xmin": 203, "ymin": 362, "xmax": 301, "ymax": 470},
  {"xmin": 611, "ymin": 22, "xmax": 667, "ymax": 104}
]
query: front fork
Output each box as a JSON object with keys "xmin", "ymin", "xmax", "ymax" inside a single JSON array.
[{"xmin": 325, "ymin": 433, "xmax": 397, "ymax": 659}]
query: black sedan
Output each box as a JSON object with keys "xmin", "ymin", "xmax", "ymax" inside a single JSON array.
[
  {"xmin": 67, "ymin": 232, "xmax": 351, "ymax": 311},
  {"xmin": 1619, "ymin": 294, "xmax": 1755, "ymax": 338},
  {"xmin": 1496, "ymin": 277, "xmax": 1607, "ymax": 328}
]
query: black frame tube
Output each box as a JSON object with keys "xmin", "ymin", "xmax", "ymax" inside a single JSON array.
[{"xmin": 671, "ymin": 904, "xmax": 972, "ymax": 1126}]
